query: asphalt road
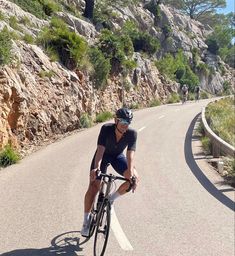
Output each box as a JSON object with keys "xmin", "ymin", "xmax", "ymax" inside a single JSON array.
[{"xmin": 0, "ymin": 99, "xmax": 234, "ymax": 256}]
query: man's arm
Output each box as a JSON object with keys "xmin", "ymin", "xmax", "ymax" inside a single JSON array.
[
  {"xmin": 90, "ymin": 145, "xmax": 105, "ymax": 181},
  {"xmin": 126, "ymin": 150, "xmax": 135, "ymax": 179},
  {"xmin": 94, "ymin": 145, "xmax": 105, "ymax": 169}
]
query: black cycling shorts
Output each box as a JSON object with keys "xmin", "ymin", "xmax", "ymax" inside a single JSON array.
[{"xmin": 90, "ymin": 152, "xmax": 128, "ymax": 179}]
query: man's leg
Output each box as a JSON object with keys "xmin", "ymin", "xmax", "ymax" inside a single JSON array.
[
  {"xmin": 84, "ymin": 180, "xmax": 101, "ymax": 212},
  {"xmin": 81, "ymin": 180, "xmax": 100, "ymax": 237}
]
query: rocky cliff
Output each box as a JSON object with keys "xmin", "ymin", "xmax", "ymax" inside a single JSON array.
[{"xmin": 0, "ymin": 0, "xmax": 233, "ymax": 155}]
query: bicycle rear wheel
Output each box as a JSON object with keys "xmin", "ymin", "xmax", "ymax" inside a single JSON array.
[{"xmin": 93, "ymin": 201, "xmax": 111, "ymax": 256}]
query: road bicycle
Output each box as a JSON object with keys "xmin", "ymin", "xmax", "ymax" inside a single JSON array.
[
  {"xmin": 87, "ymin": 170, "xmax": 135, "ymax": 256},
  {"xmin": 182, "ymin": 93, "xmax": 187, "ymax": 104}
]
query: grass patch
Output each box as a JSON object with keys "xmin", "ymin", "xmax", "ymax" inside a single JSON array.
[
  {"xmin": 96, "ymin": 111, "xmax": 113, "ymax": 123},
  {"xmin": 149, "ymin": 98, "xmax": 161, "ymax": 107},
  {"xmin": 0, "ymin": 27, "xmax": 13, "ymax": 66},
  {"xmin": 39, "ymin": 70, "xmax": 54, "ymax": 78},
  {"xmin": 201, "ymin": 136, "xmax": 212, "ymax": 155},
  {"xmin": 205, "ymin": 97, "xmax": 235, "ymax": 147},
  {"xmin": 79, "ymin": 113, "xmax": 93, "ymax": 128},
  {"xmin": 223, "ymin": 157, "xmax": 235, "ymax": 186},
  {"xmin": 0, "ymin": 145, "xmax": 20, "ymax": 167},
  {"xmin": 167, "ymin": 92, "xmax": 180, "ymax": 104}
]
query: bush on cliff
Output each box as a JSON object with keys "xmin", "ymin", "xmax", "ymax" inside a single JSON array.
[
  {"xmin": 37, "ymin": 17, "xmax": 88, "ymax": 69},
  {"xmin": 0, "ymin": 27, "xmax": 13, "ymax": 66}
]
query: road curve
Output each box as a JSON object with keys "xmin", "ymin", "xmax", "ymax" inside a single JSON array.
[{"xmin": 0, "ymin": 99, "xmax": 234, "ymax": 256}]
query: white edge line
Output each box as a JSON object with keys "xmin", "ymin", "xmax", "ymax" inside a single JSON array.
[
  {"xmin": 138, "ymin": 126, "xmax": 146, "ymax": 132},
  {"xmin": 111, "ymin": 208, "xmax": 134, "ymax": 251}
]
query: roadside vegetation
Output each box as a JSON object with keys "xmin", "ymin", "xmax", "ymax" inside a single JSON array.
[
  {"xmin": 0, "ymin": 27, "xmax": 13, "ymax": 66},
  {"xmin": 198, "ymin": 97, "xmax": 235, "ymax": 185},
  {"xmin": 205, "ymin": 97, "xmax": 235, "ymax": 147},
  {"xmin": 0, "ymin": 145, "xmax": 20, "ymax": 167}
]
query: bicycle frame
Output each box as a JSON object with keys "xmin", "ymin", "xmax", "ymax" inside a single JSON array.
[{"xmin": 89, "ymin": 172, "xmax": 131, "ymax": 256}]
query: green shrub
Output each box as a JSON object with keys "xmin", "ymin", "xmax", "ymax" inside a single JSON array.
[
  {"xmin": 129, "ymin": 103, "xmax": 140, "ymax": 109},
  {"xmin": 98, "ymin": 29, "xmax": 134, "ymax": 74},
  {"xmin": 156, "ymin": 50, "xmax": 199, "ymax": 90},
  {"xmin": 88, "ymin": 47, "xmax": 111, "ymax": 89},
  {"xmin": 79, "ymin": 113, "xmax": 93, "ymax": 128},
  {"xmin": 39, "ymin": 70, "xmax": 54, "ymax": 78},
  {"xmin": 223, "ymin": 81, "xmax": 232, "ymax": 95},
  {"xmin": 9, "ymin": 0, "xmax": 47, "ymax": 19},
  {"xmin": 162, "ymin": 25, "xmax": 172, "ymax": 37},
  {"xmin": 188, "ymin": 92, "xmax": 195, "ymax": 101},
  {"xmin": 41, "ymin": 0, "xmax": 61, "ymax": 16},
  {"xmin": 0, "ymin": 145, "xmax": 20, "ymax": 167},
  {"xmin": 149, "ymin": 98, "xmax": 161, "ymax": 107},
  {"xmin": 167, "ymin": 92, "xmax": 180, "ymax": 103},
  {"xmin": 0, "ymin": 11, "xmax": 6, "ymax": 20},
  {"xmin": 23, "ymin": 34, "xmax": 35, "ymax": 44},
  {"xmin": 200, "ymin": 91, "xmax": 209, "ymax": 99},
  {"xmin": 37, "ymin": 17, "xmax": 88, "ymax": 69},
  {"xmin": 19, "ymin": 16, "xmax": 31, "ymax": 26},
  {"xmin": 223, "ymin": 157, "xmax": 235, "ymax": 181},
  {"xmin": 179, "ymin": 66, "xmax": 199, "ymax": 91},
  {"xmin": 9, "ymin": 0, "xmax": 61, "ymax": 18},
  {"xmin": 9, "ymin": 16, "xmax": 20, "ymax": 30},
  {"xmin": 0, "ymin": 27, "xmax": 13, "ymax": 66},
  {"xmin": 96, "ymin": 111, "xmax": 113, "ymax": 123},
  {"xmin": 195, "ymin": 121, "xmax": 205, "ymax": 136},
  {"xmin": 201, "ymin": 136, "xmax": 212, "ymax": 154},
  {"xmin": 122, "ymin": 21, "xmax": 159, "ymax": 54}
]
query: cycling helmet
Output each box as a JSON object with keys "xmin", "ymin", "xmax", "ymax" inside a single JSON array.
[{"xmin": 116, "ymin": 108, "xmax": 133, "ymax": 123}]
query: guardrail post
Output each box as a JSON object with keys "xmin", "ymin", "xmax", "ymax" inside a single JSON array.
[{"xmin": 212, "ymin": 143, "xmax": 220, "ymax": 158}]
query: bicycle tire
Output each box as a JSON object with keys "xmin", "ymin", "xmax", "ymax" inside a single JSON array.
[{"xmin": 93, "ymin": 201, "xmax": 111, "ymax": 256}]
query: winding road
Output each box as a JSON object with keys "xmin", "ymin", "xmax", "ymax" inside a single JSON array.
[{"xmin": 0, "ymin": 99, "xmax": 234, "ymax": 256}]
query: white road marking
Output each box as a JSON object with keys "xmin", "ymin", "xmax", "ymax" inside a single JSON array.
[
  {"xmin": 111, "ymin": 208, "xmax": 134, "ymax": 251},
  {"xmin": 138, "ymin": 126, "xmax": 146, "ymax": 132},
  {"xmin": 158, "ymin": 115, "xmax": 165, "ymax": 119},
  {"xmin": 175, "ymin": 109, "xmax": 180, "ymax": 112}
]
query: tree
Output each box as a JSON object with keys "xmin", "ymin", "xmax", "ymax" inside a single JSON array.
[
  {"xmin": 164, "ymin": 0, "xmax": 226, "ymax": 20},
  {"xmin": 84, "ymin": 0, "xmax": 95, "ymax": 19},
  {"xmin": 83, "ymin": 0, "xmax": 139, "ymax": 20}
]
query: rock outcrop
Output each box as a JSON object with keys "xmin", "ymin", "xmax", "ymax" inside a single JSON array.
[{"xmin": 0, "ymin": 0, "xmax": 233, "ymax": 155}]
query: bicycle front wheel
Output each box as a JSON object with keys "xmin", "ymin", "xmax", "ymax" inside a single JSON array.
[{"xmin": 93, "ymin": 201, "xmax": 111, "ymax": 256}]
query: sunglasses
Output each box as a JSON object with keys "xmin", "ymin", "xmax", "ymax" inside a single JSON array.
[{"xmin": 117, "ymin": 118, "xmax": 130, "ymax": 125}]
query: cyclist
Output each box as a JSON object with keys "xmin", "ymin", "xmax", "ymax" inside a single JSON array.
[
  {"xmin": 181, "ymin": 84, "xmax": 188, "ymax": 103},
  {"xmin": 81, "ymin": 107, "xmax": 139, "ymax": 237},
  {"xmin": 194, "ymin": 85, "xmax": 200, "ymax": 102}
]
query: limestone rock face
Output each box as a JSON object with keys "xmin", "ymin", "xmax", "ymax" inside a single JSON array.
[
  {"xmin": 0, "ymin": 0, "xmax": 233, "ymax": 155},
  {"xmin": 0, "ymin": 41, "xmax": 175, "ymax": 153}
]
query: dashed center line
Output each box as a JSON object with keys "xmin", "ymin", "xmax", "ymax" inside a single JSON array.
[{"xmin": 138, "ymin": 126, "xmax": 146, "ymax": 132}]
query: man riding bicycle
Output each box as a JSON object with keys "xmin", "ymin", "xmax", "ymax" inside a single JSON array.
[
  {"xmin": 181, "ymin": 84, "xmax": 188, "ymax": 103},
  {"xmin": 81, "ymin": 107, "xmax": 139, "ymax": 237}
]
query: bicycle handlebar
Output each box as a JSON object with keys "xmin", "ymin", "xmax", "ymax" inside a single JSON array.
[{"xmin": 96, "ymin": 170, "xmax": 136, "ymax": 192}]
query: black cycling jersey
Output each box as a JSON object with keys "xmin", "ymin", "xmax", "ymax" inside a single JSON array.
[{"xmin": 97, "ymin": 123, "xmax": 137, "ymax": 155}]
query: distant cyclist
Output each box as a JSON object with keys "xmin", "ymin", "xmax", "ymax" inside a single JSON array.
[
  {"xmin": 81, "ymin": 107, "xmax": 139, "ymax": 237},
  {"xmin": 181, "ymin": 84, "xmax": 188, "ymax": 104},
  {"xmin": 194, "ymin": 85, "xmax": 200, "ymax": 102}
]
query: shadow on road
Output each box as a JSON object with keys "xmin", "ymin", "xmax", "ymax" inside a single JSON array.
[
  {"xmin": 184, "ymin": 113, "xmax": 235, "ymax": 212},
  {"xmin": 1, "ymin": 231, "xmax": 89, "ymax": 256}
]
